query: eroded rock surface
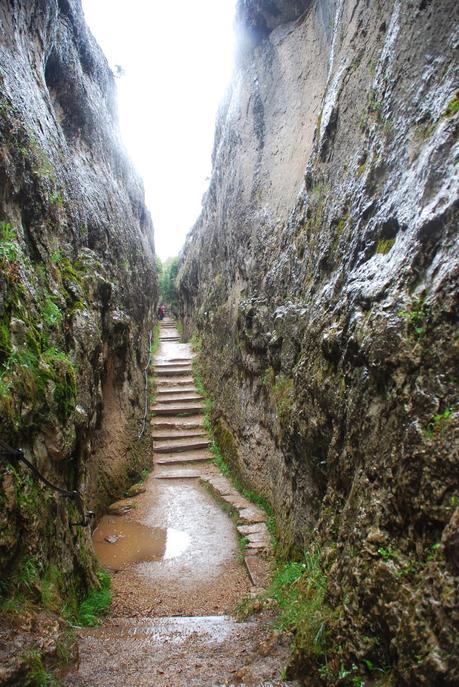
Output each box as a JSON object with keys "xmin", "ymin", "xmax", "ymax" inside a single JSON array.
[
  {"xmin": 178, "ymin": 0, "xmax": 459, "ymax": 683},
  {"xmin": 0, "ymin": 0, "xmax": 156, "ymax": 678}
]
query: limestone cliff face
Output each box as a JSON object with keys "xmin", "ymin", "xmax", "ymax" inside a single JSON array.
[
  {"xmin": 178, "ymin": 0, "xmax": 459, "ymax": 683},
  {"xmin": 0, "ymin": 0, "xmax": 156, "ymax": 624}
]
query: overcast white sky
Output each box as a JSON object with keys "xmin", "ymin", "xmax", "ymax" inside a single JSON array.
[{"xmin": 81, "ymin": 0, "xmax": 236, "ymax": 260}]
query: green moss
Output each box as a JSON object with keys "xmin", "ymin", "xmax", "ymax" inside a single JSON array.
[
  {"xmin": 261, "ymin": 365, "xmax": 276, "ymax": 387},
  {"xmin": 356, "ymin": 162, "xmax": 366, "ymax": 177},
  {"xmin": 190, "ymin": 334, "xmax": 203, "ymax": 352},
  {"xmin": 43, "ymin": 347, "xmax": 77, "ymax": 421},
  {"xmin": 0, "ymin": 321, "xmax": 12, "ymax": 358},
  {"xmin": 262, "ymin": 367, "xmax": 295, "ymax": 427},
  {"xmin": 376, "ymin": 239, "xmax": 395, "ymax": 255},
  {"xmin": 272, "ymin": 374, "xmax": 295, "ymax": 426},
  {"xmin": 49, "ymin": 191, "xmax": 63, "ymax": 207},
  {"xmin": 50, "ymin": 251, "xmax": 63, "ymax": 264},
  {"xmin": 0, "ymin": 551, "xmax": 70, "ymax": 619},
  {"xmin": 41, "ymin": 566, "xmax": 65, "ymax": 613},
  {"xmin": 444, "ymin": 93, "xmax": 459, "ymax": 118}
]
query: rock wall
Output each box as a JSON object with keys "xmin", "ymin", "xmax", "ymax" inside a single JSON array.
[
  {"xmin": 0, "ymin": 0, "xmax": 156, "ymax": 631},
  {"xmin": 178, "ymin": 0, "xmax": 459, "ymax": 683}
]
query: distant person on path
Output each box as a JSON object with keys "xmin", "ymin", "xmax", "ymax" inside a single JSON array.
[{"xmin": 158, "ymin": 304, "xmax": 166, "ymax": 320}]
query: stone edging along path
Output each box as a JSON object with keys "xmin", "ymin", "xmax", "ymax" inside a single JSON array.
[{"xmin": 152, "ymin": 317, "xmax": 273, "ymax": 594}]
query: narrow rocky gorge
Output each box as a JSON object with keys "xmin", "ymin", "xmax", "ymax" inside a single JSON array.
[
  {"xmin": 178, "ymin": 0, "xmax": 459, "ymax": 684},
  {"xmin": 0, "ymin": 0, "xmax": 458, "ymax": 685}
]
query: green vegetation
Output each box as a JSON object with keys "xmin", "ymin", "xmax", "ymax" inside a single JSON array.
[
  {"xmin": 42, "ymin": 296, "xmax": 62, "ymax": 327},
  {"xmin": 444, "ymin": 92, "xmax": 459, "ymax": 118},
  {"xmin": 49, "ymin": 191, "xmax": 63, "ymax": 207},
  {"xmin": 264, "ymin": 551, "xmax": 333, "ymax": 663},
  {"xmin": 376, "ymin": 239, "xmax": 395, "ymax": 255},
  {"xmin": 157, "ymin": 256, "xmax": 179, "ymax": 311},
  {"xmin": 262, "ymin": 366, "xmax": 295, "ymax": 427},
  {"xmin": 398, "ymin": 298, "xmax": 429, "ymax": 339},
  {"xmin": 77, "ymin": 571, "xmax": 112, "ymax": 627},
  {"xmin": 0, "ymin": 552, "xmax": 68, "ymax": 618},
  {"xmin": 0, "ymin": 221, "xmax": 22, "ymax": 263},
  {"xmin": 22, "ymin": 649, "xmax": 60, "ymax": 686},
  {"xmin": 424, "ymin": 408, "xmax": 452, "ymax": 439},
  {"xmin": 0, "ymin": 222, "xmax": 86, "ymax": 431},
  {"xmin": 190, "ymin": 334, "xmax": 203, "ymax": 352},
  {"xmin": 377, "ymin": 547, "xmax": 397, "ymax": 562}
]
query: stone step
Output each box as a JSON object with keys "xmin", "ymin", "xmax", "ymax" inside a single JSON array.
[
  {"xmin": 151, "ymin": 403, "xmax": 204, "ymax": 416},
  {"xmin": 152, "ymin": 428, "xmax": 207, "ymax": 440},
  {"xmin": 64, "ymin": 615, "xmax": 302, "ymax": 687},
  {"xmin": 151, "ymin": 415, "xmax": 205, "ymax": 429},
  {"xmin": 155, "ymin": 367, "xmax": 193, "ymax": 377},
  {"xmin": 154, "ymin": 393, "xmax": 203, "ymax": 404},
  {"xmin": 156, "ymin": 386, "xmax": 196, "ymax": 395},
  {"xmin": 155, "ymin": 361, "xmax": 191, "ymax": 368},
  {"xmin": 154, "ymin": 469, "xmax": 202, "ymax": 479},
  {"xmin": 155, "ymin": 450, "xmax": 213, "ymax": 464},
  {"xmin": 154, "ymin": 438, "xmax": 210, "ymax": 454},
  {"xmin": 155, "ymin": 377, "xmax": 194, "ymax": 387}
]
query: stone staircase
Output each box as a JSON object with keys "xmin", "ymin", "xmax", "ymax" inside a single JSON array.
[
  {"xmin": 64, "ymin": 319, "xmax": 298, "ymax": 686},
  {"xmin": 151, "ymin": 321, "xmax": 273, "ymax": 592}
]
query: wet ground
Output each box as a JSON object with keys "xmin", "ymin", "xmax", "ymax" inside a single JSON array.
[{"xmin": 64, "ymin": 320, "xmax": 299, "ymax": 686}]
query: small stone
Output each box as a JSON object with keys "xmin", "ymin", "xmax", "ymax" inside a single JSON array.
[
  {"xmin": 367, "ymin": 527, "xmax": 386, "ymax": 545},
  {"xmin": 127, "ymin": 483, "xmax": 147, "ymax": 497},
  {"xmin": 108, "ymin": 499, "xmax": 136, "ymax": 515}
]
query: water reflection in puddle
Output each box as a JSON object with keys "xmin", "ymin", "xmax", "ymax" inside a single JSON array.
[{"xmin": 93, "ymin": 516, "xmax": 190, "ymax": 571}]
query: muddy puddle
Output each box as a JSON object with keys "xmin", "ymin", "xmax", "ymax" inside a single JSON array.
[{"xmin": 93, "ymin": 516, "xmax": 191, "ymax": 571}]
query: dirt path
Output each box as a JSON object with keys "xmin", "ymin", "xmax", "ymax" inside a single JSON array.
[{"xmin": 64, "ymin": 320, "xmax": 299, "ymax": 686}]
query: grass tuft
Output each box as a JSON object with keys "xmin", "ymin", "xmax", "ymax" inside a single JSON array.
[{"xmin": 77, "ymin": 570, "xmax": 111, "ymax": 627}]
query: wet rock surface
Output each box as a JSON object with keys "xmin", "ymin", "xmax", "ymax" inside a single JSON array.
[
  {"xmin": 178, "ymin": 0, "xmax": 459, "ymax": 683},
  {"xmin": 0, "ymin": 0, "xmax": 156, "ymax": 680}
]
